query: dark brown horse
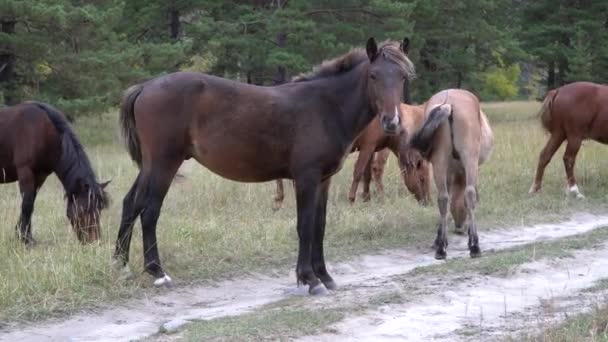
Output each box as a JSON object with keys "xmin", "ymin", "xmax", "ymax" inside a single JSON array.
[
  {"xmin": 0, "ymin": 102, "xmax": 109, "ymax": 244},
  {"xmin": 114, "ymin": 38, "xmax": 415, "ymax": 293},
  {"xmin": 530, "ymin": 82, "xmax": 608, "ymax": 198}
]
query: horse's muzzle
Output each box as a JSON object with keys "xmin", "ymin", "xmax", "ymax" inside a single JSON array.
[{"xmin": 381, "ymin": 114, "xmax": 401, "ymax": 135}]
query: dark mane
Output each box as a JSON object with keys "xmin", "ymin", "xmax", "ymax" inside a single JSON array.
[
  {"xmin": 292, "ymin": 41, "xmax": 415, "ymax": 83},
  {"xmin": 29, "ymin": 101, "xmax": 109, "ymax": 208}
]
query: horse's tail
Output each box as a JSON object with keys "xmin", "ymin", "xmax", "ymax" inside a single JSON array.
[
  {"xmin": 119, "ymin": 84, "xmax": 144, "ymax": 169},
  {"xmin": 538, "ymin": 89, "xmax": 558, "ymax": 132},
  {"xmin": 410, "ymin": 104, "xmax": 452, "ymax": 155}
]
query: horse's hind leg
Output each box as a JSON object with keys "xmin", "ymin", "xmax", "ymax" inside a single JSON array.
[
  {"xmin": 312, "ymin": 179, "xmax": 336, "ymax": 291},
  {"xmin": 529, "ymin": 132, "xmax": 565, "ymax": 193},
  {"xmin": 139, "ymin": 158, "xmax": 183, "ymax": 286},
  {"xmin": 272, "ymin": 179, "xmax": 285, "ymax": 211},
  {"xmin": 15, "ymin": 167, "xmax": 38, "ymax": 245},
  {"xmin": 463, "ymin": 159, "xmax": 481, "ymax": 258},
  {"xmin": 113, "ymin": 173, "xmax": 143, "ymax": 272},
  {"xmin": 362, "ymin": 158, "xmax": 372, "ymax": 202},
  {"xmin": 450, "ymin": 172, "xmax": 467, "ymax": 235},
  {"xmin": 431, "ymin": 155, "xmax": 450, "ymax": 259},
  {"xmin": 563, "ymin": 135, "xmax": 584, "ymax": 198}
]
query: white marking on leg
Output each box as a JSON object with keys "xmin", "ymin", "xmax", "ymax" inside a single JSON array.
[
  {"xmin": 154, "ymin": 274, "xmax": 173, "ymax": 287},
  {"xmin": 568, "ymin": 184, "xmax": 585, "ymax": 199}
]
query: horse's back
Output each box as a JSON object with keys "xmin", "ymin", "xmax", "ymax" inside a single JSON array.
[
  {"xmin": 0, "ymin": 104, "xmax": 59, "ymax": 182},
  {"xmin": 552, "ymin": 82, "xmax": 608, "ymax": 142},
  {"xmin": 425, "ymin": 89, "xmax": 490, "ymax": 164},
  {"xmin": 132, "ymin": 71, "xmax": 296, "ymax": 181}
]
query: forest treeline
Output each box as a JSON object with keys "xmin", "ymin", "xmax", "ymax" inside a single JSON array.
[{"xmin": 1, "ymin": 0, "xmax": 607, "ymax": 116}]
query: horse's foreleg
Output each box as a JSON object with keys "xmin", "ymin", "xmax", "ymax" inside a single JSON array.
[
  {"xmin": 431, "ymin": 156, "xmax": 450, "ymax": 260},
  {"xmin": 16, "ymin": 167, "xmax": 37, "ymax": 245},
  {"xmin": 294, "ymin": 172, "xmax": 323, "ymax": 295},
  {"xmin": 450, "ymin": 172, "xmax": 467, "ymax": 234},
  {"xmin": 464, "ymin": 159, "xmax": 481, "ymax": 258},
  {"xmin": 348, "ymin": 147, "xmax": 375, "ymax": 203},
  {"xmin": 563, "ymin": 136, "xmax": 584, "ymax": 198},
  {"xmin": 311, "ymin": 178, "xmax": 336, "ymax": 291},
  {"xmin": 530, "ymin": 132, "xmax": 564, "ymax": 194},
  {"xmin": 113, "ymin": 173, "xmax": 143, "ymax": 271},
  {"xmin": 372, "ymin": 149, "xmax": 390, "ymax": 196},
  {"xmin": 272, "ymin": 179, "xmax": 285, "ymax": 211}
]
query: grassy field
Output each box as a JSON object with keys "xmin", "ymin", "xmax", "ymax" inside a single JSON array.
[{"xmin": 1, "ymin": 100, "xmax": 608, "ymax": 325}]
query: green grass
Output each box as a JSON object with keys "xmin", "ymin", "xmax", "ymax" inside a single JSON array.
[
  {"xmin": 176, "ymin": 306, "xmax": 344, "ymax": 341},
  {"xmin": 1, "ymin": 100, "xmax": 608, "ymax": 323},
  {"xmin": 517, "ymin": 305, "xmax": 608, "ymax": 342}
]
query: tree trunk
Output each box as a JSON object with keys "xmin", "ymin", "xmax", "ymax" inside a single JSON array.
[
  {"xmin": 456, "ymin": 71, "xmax": 463, "ymax": 89},
  {"xmin": 557, "ymin": 59, "xmax": 567, "ymax": 86},
  {"xmin": 0, "ymin": 19, "xmax": 16, "ymax": 105},
  {"xmin": 168, "ymin": 7, "xmax": 180, "ymax": 40},
  {"xmin": 272, "ymin": 32, "xmax": 287, "ymax": 85},
  {"xmin": 547, "ymin": 60, "xmax": 555, "ymax": 90}
]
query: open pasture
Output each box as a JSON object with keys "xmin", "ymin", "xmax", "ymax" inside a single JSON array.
[{"xmin": 1, "ymin": 100, "xmax": 608, "ymax": 340}]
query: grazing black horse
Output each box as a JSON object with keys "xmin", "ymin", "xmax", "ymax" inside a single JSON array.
[
  {"xmin": 114, "ymin": 37, "xmax": 414, "ymax": 294},
  {"xmin": 0, "ymin": 102, "xmax": 109, "ymax": 244}
]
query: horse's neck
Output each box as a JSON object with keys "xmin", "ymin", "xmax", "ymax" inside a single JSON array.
[
  {"xmin": 319, "ymin": 66, "xmax": 373, "ymax": 142},
  {"xmin": 401, "ymin": 103, "xmax": 427, "ymax": 133}
]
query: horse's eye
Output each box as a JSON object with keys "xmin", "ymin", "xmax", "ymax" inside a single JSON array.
[{"xmin": 370, "ymin": 73, "xmax": 377, "ymax": 80}]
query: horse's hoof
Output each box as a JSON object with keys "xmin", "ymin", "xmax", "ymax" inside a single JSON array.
[
  {"xmin": 528, "ymin": 184, "xmax": 540, "ymax": 194},
  {"xmin": 435, "ymin": 250, "xmax": 447, "ymax": 260},
  {"xmin": 309, "ymin": 283, "xmax": 329, "ymax": 296},
  {"xmin": 453, "ymin": 226, "xmax": 466, "ymax": 235},
  {"xmin": 154, "ymin": 274, "xmax": 173, "ymax": 288},
  {"xmin": 117, "ymin": 264, "xmax": 134, "ymax": 280},
  {"xmin": 347, "ymin": 196, "xmax": 355, "ymax": 204},
  {"xmin": 567, "ymin": 185, "xmax": 585, "ymax": 199},
  {"xmin": 322, "ymin": 279, "xmax": 338, "ymax": 291},
  {"xmin": 470, "ymin": 246, "xmax": 482, "ymax": 258}
]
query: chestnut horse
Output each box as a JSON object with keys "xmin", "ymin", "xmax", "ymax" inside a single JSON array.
[
  {"xmin": 529, "ymin": 82, "xmax": 608, "ymax": 198},
  {"xmin": 347, "ymin": 103, "xmax": 432, "ymax": 204},
  {"xmin": 114, "ymin": 37, "xmax": 415, "ymax": 293},
  {"xmin": 409, "ymin": 89, "xmax": 493, "ymax": 259},
  {"xmin": 0, "ymin": 102, "xmax": 109, "ymax": 244}
]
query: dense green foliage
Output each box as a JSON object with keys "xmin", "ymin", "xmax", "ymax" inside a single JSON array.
[{"xmin": 1, "ymin": 0, "xmax": 606, "ymax": 116}]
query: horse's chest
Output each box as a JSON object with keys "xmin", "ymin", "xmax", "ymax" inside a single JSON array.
[{"xmin": 322, "ymin": 142, "xmax": 353, "ymax": 177}]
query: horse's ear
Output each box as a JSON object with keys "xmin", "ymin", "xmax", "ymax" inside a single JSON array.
[
  {"xmin": 400, "ymin": 37, "xmax": 410, "ymax": 54},
  {"xmin": 366, "ymin": 37, "xmax": 378, "ymax": 61},
  {"xmin": 99, "ymin": 179, "xmax": 111, "ymax": 189}
]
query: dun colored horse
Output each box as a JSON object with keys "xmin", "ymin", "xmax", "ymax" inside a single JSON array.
[
  {"xmin": 0, "ymin": 102, "xmax": 109, "ymax": 244},
  {"xmin": 115, "ymin": 37, "xmax": 415, "ymax": 293},
  {"xmin": 347, "ymin": 103, "xmax": 432, "ymax": 204},
  {"xmin": 529, "ymin": 82, "xmax": 608, "ymax": 198},
  {"xmin": 409, "ymin": 89, "xmax": 493, "ymax": 259}
]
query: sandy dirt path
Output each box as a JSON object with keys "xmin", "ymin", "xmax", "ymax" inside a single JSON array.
[{"xmin": 1, "ymin": 213, "xmax": 607, "ymax": 342}]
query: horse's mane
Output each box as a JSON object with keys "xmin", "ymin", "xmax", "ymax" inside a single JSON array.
[
  {"xmin": 29, "ymin": 102, "xmax": 109, "ymax": 209},
  {"xmin": 293, "ymin": 41, "xmax": 416, "ymax": 83}
]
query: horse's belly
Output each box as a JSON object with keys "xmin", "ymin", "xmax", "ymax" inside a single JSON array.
[
  {"xmin": 190, "ymin": 142, "xmax": 286, "ymax": 182},
  {"xmin": 0, "ymin": 164, "xmax": 18, "ymax": 183}
]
